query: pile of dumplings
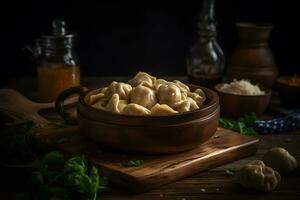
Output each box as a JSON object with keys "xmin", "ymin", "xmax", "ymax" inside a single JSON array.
[{"xmin": 88, "ymin": 72, "xmax": 206, "ymax": 116}]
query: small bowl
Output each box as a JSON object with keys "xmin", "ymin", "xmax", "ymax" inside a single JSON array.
[
  {"xmin": 276, "ymin": 76, "xmax": 300, "ymax": 107},
  {"xmin": 56, "ymin": 84, "xmax": 220, "ymax": 154},
  {"xmin": 215, "ymin": 83, "xmax": 271, "ymax": 118}
]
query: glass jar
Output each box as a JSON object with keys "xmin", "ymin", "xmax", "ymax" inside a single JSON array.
[
  {"xmin": 187, "ymin": 0, "xmax": 224, "ymax": 89},
  {"xmin": 36, "ymin": 20, "xmax": 80, "ymax": 102}
]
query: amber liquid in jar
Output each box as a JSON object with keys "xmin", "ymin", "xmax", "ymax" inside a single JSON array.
[{"xmin": 38, "ymin": 64, "xmax": 80, "ymax": 102}]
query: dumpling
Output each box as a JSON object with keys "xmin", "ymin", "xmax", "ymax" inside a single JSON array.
[
  {"xmin": 158, "ymin": 84, "xmax": 182, "ymax": 107},
  {"xmin": 187, "ymin": 89, "xmax": 206, "ymax": 107},
  {"xmin": 90, "ymin": 73, "xmax": 205, "ymax": 115},
  {"xmin": 181, "ymin": 91, "xmax": 188, "ymax": 100},
  {"xmin": 105, "ymin": 93, "xmax": 128, "ymax": 113},
  {"xmin": 89, "ymin": 92, "xmax": 105, "ymax": 105},
  {"xmin": 151, "ymin": 104, "xmax": 178, "ymax": 115},
  {"xmin": 106, "ymin": 93, "xmax": 119, "ymax": 113},
  {"xmin": 155, "ymin": 79, "xmax": 189, "ymax": 93},
  {"xmin": 128, "ymin": 72, "xmax": 156, "ymax": 88},
  {"xmin": 104, "ymin": 81, "xmax": 132, "ymax": 100},
  {"xmin": 92, "ymin": 99, "xmax": 107, "ymax": 110},
  {"xmin": 155, "ymin": 79, "xmax": 169, "ymax": 90},
  {"xmin": 100, "ymin": 87, "xmax": 108, "ymax": 94},
  {"xmin": 172, "ymin": 80, "xmax": 190, "ymax": 93},
  {"xmin": 195, "ymin": 88, "xmax": 206, "ymax": 102},
  {"xmin": 129, "ymin": 85, "xmax": 157, "ymax": 109},
  {"xmin": 174, "ymin": 97, "xmax": 199, "ymax": 112},
  {"xmin": 118, "ymin": 100, "xmax": 128, "ymax": 112},
  {"xmin": 121, "ymin": 103, "xmax": 151, "ymax": 116},
  {"xmin": 155, "ymin": 80, "xmax": 189, "ymax": 101}
]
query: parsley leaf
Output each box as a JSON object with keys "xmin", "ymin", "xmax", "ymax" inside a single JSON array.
[
  {"xmin": 122, "ymin": 159, "xmax": 144, "ymax": 167},
  {"xmin": 225, "ymin": 168, "xmax": 235, "ymax": 176},
  {"xmin": 239, "ymin": 112, "xmax": 256, "ymax": 127},
  {"xmin": 30, "ymin": 152, "xmax": 107, "ymax": 200},
  {"xmin": 0, "ymin": 111, "xmax": 107, "ymax": 200},
  {"xmin": 219, "ymin": 112, "xmax": 258, "ymax": 137},
  {"xmin": 64, "ymin": 155, "xmax": 87, "ymax": 174}
]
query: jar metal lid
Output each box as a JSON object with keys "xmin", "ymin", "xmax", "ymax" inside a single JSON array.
[{"xmin": 41, "ymin": 20, "xmax": 75, "ymax": 49}]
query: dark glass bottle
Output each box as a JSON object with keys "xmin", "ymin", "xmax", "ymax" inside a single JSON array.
[{"xmin": 187, "ymin": 0, "xmax": 224, "ymax": 89}]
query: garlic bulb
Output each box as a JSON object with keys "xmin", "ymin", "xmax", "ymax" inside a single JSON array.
[
  {"xmin": 237, "ymin": 160, "xmax": 281, "ymax": 192},
  {"xmin": 263, "ymin": 147, "xmax": 297, "ymax": 174}
]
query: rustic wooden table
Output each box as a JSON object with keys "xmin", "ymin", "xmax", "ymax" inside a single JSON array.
[{"xmin": 2, "ymin": 77, "xmax": 300, "ymax": 200}]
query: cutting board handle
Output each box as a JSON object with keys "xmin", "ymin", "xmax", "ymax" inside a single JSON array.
[
  {"xmin": 56, "ymin": 86, "xmax": 87, "ymax": 125},
  {"xmin": 0, "ymin": 88, "xmax": 54, "ymax": 126},
  {"xmin": 0, "ymin": 88, "xmax": 79, "ymax": 127}
]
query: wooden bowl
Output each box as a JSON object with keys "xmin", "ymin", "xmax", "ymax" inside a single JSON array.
[
  {"xmin": 276, "ymin": 76, "xmax": 300, "ymax": 107},
  {"xmin": 56, "ymin": 85, "xmax": 220, "ymax": 154},
  {"xmin": 215, "ymin": 83, "xmax": 271, "ymax": 118}
]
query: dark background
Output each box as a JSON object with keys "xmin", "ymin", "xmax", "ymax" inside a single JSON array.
[{"xmin": 0, "ymin": 0, "xmax": 299, "ymax": 83}]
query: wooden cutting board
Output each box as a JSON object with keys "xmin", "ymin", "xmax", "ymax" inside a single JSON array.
[{"xmin": 0, "ymin": 88, "xmax": 259, "ymax": 193}]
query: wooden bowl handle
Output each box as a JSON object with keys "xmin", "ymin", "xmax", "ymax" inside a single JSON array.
[{"xmin": 55, "ymin": 86, "xmax": 87, "ymax": 125}]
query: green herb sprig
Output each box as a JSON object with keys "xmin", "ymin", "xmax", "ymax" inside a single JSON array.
[
  {"xmin": 0, "ymin": 112, "xmax": 107, "ymax": 200},
  {"xmin": 225, "ymin": 168, "xmax": 235, "ymax": 176},
  {"xmin": 219, "ymin": 112, "xmax": 258, "ymax": 137},
  {"xmin": 122, "ymin": 159, "xmax": 144, "ymax": 167},
  {"xmin": 30, "ymin": 151, "xmax": 108, "ymax": 200}
]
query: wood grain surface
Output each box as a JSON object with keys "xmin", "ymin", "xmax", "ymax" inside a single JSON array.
[
  {"xmin": 1, "ymin": 77, "xmax": 299, "ymax": 200},
  {"xmin": 99, "ymin": 134, "xmax": 300, "ymax": 200},
  {"xmin": 0, "ymin": 87, "xmax": 258, "ymax": 193},
  {"xmin": 34, "ymin": 126, "xmax": 258, "ymax": 193}
]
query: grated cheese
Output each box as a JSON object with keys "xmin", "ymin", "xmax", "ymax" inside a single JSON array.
[{"xmin": 218, "ymin": 79, "xmax": 265, "ymax": 95}]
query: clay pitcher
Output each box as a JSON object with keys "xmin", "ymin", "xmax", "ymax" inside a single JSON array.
[{"xmin": 227, "ymin": 22, "xmax": 278, "ymax": 87}]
